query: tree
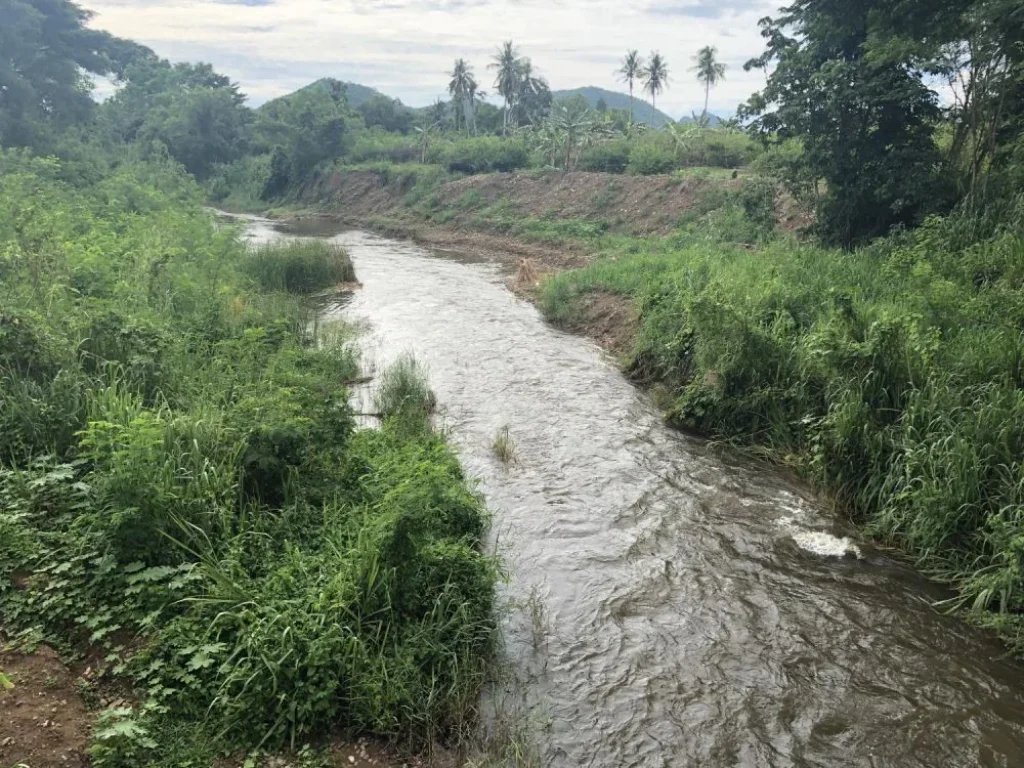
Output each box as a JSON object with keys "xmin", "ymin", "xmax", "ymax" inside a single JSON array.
[
  {"xmin": 254, "ymin": 85, "xmax": 349, "ymax": 188},
  {"xmin": 740, "ymin": 0, "xmax": 945, "ymax": 245},
  {"xmin": 0, "ymin": 0, "xmax": 137, "ymax": 150},
  {"xmin": 357, "ymin": 94, "xmax": 414, "ymax": 134},
  {"xmin": 642, "ymin": 52, "xmax": 670, "ymax": 111},
  {"xmin": 447, "ymin": 59, "xmax": 477, "ymax": 133},
  {"xmin": 693, "ymin": 46, "xmax": 726, "ymax": 125},
  {"xmin": 512, "ymin": 59, "xmax": 551, "ymax": 128},
  {"xmin": 616, "ymin": 50, "xmax": 645, "ymax": 124},
  {"xmin": 548, "ymin": 100, "xmax": 598, "ymax": 170},
  {"xmin": 100, "ymin": 61, "xmax": 251, "ymax": 179},
  {"xmin": 489, "ymin": 41, "xmax": 521, "ymax": 135}
]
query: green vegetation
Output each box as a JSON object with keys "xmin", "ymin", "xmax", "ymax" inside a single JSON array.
[
  {"xmin": 534, "ymin": 0, "xmax": 1024, "ymax": 645},
  {"xmin": 0, "ymin": 150, "xmax": 494, "ymax": 763},
  {"xmin": 243, "ymin": 239, "xmax": 356, "ymax": 293},
  {"xmin": 492, "ymin": 427, "xmax": 517, "ymax": 466}
]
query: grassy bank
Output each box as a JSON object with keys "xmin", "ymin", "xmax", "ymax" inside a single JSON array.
[
  {"xmin": 0, "ymin": 150, "xmax": 496, "ymax": 764},
  {"xmin": 539, "ymin": 193, "xmax": 1024, "ymax": 645}
]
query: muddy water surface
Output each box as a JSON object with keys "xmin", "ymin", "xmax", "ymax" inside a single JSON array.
[{"xmin": 244, "ymin": 216, "xmax": 1024, "ymax": 767}]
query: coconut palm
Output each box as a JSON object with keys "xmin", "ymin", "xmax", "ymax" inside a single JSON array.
[
  {"xmin": 642, "ymin": 52, "xmax": 669, "ymax": 112},
  {"xmin": 447, "ymin": 58, "xmax": 477, "ymax": 133},
  {"xmin": 693, "ymin": 46, "xmax": 726, "ymax": 126},
  {"xmin": 489, "ymin": 40, "xmax": 521, "ymax": 135},
  {"xmin": 616, "ymin": 50, "xmax": 644, "ymax": 125},
  {"xmin": 514, "ymin": 58, "xmax": 551, "ymax": 127}
]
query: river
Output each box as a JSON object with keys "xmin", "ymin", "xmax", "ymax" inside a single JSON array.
[{"xmin": 241, "ymin": 214, "xmax": 1024, "ymax": 767}]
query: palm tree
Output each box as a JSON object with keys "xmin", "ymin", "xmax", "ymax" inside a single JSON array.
[
  {"xmin": 489, "ymin": 40, "xmax": 521, "ymax": 135},
  {"xmin": 514, "ymin": 58, "xmax": 550, "ymax": 128},
  {"xmin": 693, "ymin": 46, "xmax": 726, "ymax": 126},
  {"xmin": 447, "ymin": 58, "xmax": 477, "ymax": 133},
  {"xmin": 616, "ymin": 50, "xmax": 644, "ymax": 125},
  {"xmin": 642, "ymin": 52, "xmax": 669, "ymax": 112}
]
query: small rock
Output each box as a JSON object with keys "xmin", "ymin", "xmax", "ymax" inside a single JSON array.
[{"xmin": 1, "ymin": 736, "xmax": 14, "ymax": 746}]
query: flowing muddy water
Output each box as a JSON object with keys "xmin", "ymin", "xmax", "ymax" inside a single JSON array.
[{"xmin": 242, "ymin": 215, "xmax": 1024, "ymax": 767}]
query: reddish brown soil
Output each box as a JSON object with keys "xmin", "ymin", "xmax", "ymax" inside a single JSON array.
[
  {"xmin": 296, "ymin": 169, "xmax": 742, "ymax": 237},
  {"xmin": 435, "ymin": 171, "xmax": 733, "ymax": 234},
  {"xmin": 0, "ymin": 647, "xmax": 92, "ymax": 767}
]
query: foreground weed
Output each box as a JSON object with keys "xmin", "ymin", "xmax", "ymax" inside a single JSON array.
[{"xmin": 492, "ymin": 426, "xmax": 518, "ymax": 466}]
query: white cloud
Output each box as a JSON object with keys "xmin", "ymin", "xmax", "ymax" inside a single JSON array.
[{"xmin": 81, "ymin": 0, "xmax": 781, "ymax": 118}]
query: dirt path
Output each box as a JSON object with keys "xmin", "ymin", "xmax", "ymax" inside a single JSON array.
[{"xmin": 0, "ymin": 647, "xmax": 92, "ymax": 767}]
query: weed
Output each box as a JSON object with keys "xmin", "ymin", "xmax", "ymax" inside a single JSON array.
[
  {"xmin": 243, "ymin": 239, "xmax": 355, "ymax": 293},
  {"xmin": 375, "ymin": 353, "xmax": 438, "ymax": 420},
  {"xmin": 492, "ymin": 426, "xmax": 517, "ymax": 466}
]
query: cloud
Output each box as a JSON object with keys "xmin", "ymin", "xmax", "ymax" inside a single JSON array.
[
  {"xmin": 82, "ymin": 0, "xmax": 779, "ymax": 117},
  {"xmin": 644, "ymin": 0, "xmax": 762, "ymax": 20}
]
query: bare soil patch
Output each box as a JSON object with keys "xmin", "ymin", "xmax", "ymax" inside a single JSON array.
[{"xmin": 0, "ymin": 647, "xmax": 91, "ymax": 767}]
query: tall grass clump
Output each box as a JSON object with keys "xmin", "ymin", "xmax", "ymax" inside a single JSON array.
[
  {"xmin": 375, "ymin": 353, "xmax": 438, "ymax": 421},
  {"xmin": 0, "ymin": 148, "xmax": 497, "ymax": 764},
  {"xmin": 243, "ymin": 239, "xmax": 355, "ymax": 293},
  {"xmin": 539, "ymin": 194, "xmax": 1024, "ymax": 648}
]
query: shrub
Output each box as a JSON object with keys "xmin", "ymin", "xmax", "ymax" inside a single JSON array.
[
  {"xmin": 579, "ymin": 139, "xmax": 631, "ymax": 173},
  {"xmin": 628, "ymin": 140, "xmax": 676, "ymax": 175},
  {"xmin": 375, "ymin": 353, "xmax": 437, "ymax": 421},
  {"xmin": 434, "ymin": 137, "xmax": 529, "ymax": 174},
  {"xmin": 242, "ymin": 239, "xmax": 355, "ymax": 293}
]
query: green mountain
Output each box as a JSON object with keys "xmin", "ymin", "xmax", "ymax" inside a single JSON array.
[
  {"xmin": 552, "ymin": 86, "xmax": 721, "ymax": 127},
  {"xmin": 260, "ymin": 78, "xmax": 403, "ymax": 111}
]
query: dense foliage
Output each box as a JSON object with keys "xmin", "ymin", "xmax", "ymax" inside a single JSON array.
[{"xmin": 0, "ymin": 149, "xmax": 495, "ymax": 762}]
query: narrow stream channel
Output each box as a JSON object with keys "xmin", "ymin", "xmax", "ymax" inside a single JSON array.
[{"xmin": 242, "ymin": 215, "xmax": 1024, "ymax": 767}]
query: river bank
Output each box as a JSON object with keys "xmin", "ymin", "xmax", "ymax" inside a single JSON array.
[
  {"xmin": 235, "ymin": 214, "xmax": 1024, "ymax": 766},
  {"xmin": 249, "ymin": 166, "xmax": 1024, "ymax": 658}
]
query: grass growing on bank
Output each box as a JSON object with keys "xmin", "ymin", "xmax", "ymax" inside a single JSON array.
[
  {"xmin": 539, "ymin": 193, "xmax": 1024, "ymax": 646},
  {"xmin": 0, "ymin": 149, "xmax": 497, "ymax": 764},
  {"xmin": 244, "ymin": 238, "xmax": 356, "ymax": 293}
]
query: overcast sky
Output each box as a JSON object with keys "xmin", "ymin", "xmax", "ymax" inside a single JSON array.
[{"xmin": 81, "ymin": 0, "xmax": 782, "ymax": 119}]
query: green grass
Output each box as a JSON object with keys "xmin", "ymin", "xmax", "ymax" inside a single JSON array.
[
  {"xmin": 0, "ymin": 148, "xmax": 498, "ymax": 764},
  {"xmin": 375, "ymin": 353, "xmax": 438, "ymax": 420},
  {"xmin": 243, "ymin": 238, "xmax": 356, "ymax": 293},
  {"xmin": 539, "ymin": 194, "xmax": 1024, "ymax": 648}
]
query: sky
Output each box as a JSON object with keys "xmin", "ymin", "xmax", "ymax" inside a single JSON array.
[{"xmin": 80, "ymin": 0, "xmax": 783, "ymax": 119}]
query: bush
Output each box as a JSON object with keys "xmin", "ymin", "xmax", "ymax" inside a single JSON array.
[
  {"xmin": 579, "ymin": 139, "xmax": 632, "ymax": 173},
  {"xmin": 628, "ymin": 140, "xmax": 676, "ymax": 175},
  {"xmin": 348, "ymin": 131, "xmax": 420, "ymax": 164},
  {"xmin": 434, "ymin": 136, "xmax": 529, "ymax": 174},
  {"xmin": 242, "ymin": 239, "xmax": 355, "ymax": 293}
]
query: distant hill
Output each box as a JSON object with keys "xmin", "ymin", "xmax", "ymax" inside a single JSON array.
[
  {"xmin": 552, "ymin": 86, "xmax": 721, "ymax": 127},
  {"xmin": 552, "ymin": 86, "xmax": 673, "ymax": 127},
  {"xmin": 261, "ymin": 78, "xmax": 405, "ymax": 111}
]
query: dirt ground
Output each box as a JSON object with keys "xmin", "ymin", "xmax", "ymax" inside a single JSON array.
[
  {"xmin": 296, "ymin": 168, "xmax": 743, "ymax": 239},
  {"xmin": 0, "ymin": 648, "xmax": 451, "ymax": 768},
  {"xmin": 0, "ymin": 647, "xmax": 92, "ymax": 767}
]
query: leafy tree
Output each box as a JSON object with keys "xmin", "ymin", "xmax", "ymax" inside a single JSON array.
[
  {"xmin": 693, "ymin": 46, "xmax": 726, "ymax": 126},
  {"xmin": 0, "ymin": 0, "xmax": 137, "ymax": 150},
  {"xmin": 255, "ymin": 85, "xmax": 349, "ymax": 191},
  {"xmin": 100, "ymin": 60, "xmax": 251, "ymax": 179},
  {"xmin": 357, "ymin": 93, "xmax": 414, "ymax": 134},
  {"xmin": 642, "ymin": 52, "xmax": 670, "ymax": 111},
  {"xmin": 741, "ymin": 0, "xmax": 946, "ymax": 245},
  {"xmin": 616, "ymin": 50, "xmax": 645, "ymax": 125}
]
